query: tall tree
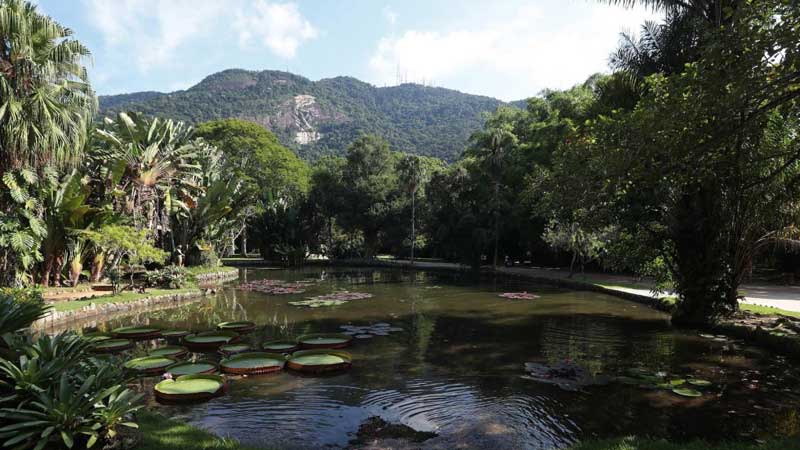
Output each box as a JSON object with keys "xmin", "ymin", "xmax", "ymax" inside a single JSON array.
[{"xmin": 0, "ymin": 0, "xmax": 95, "ymax": 176}]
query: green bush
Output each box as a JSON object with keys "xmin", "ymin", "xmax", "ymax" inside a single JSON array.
[
  {"xmin": 144, "ymin": 266, "xmax": 188, "ymax": 289},
  {"xmin": 0, "ymin": 288, "xmax": 49, "ymax": 338},
  {"xmin": 0, "ymin": 332, "xmax": 142, "ymax": 450}
]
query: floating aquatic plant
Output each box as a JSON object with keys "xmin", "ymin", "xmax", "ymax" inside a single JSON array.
[
  {"xmin": 289, "ymin": 291, "xmax": 374, "ymax": 308},
  {"xmin": 111, "ymin": 326, "xmax": 162, "ymax": 340},
  {"xmin": 238, "ymin": 279, "xmax": 311, "ymax": 295},
  {"xmin": 166, "ymin": 360, "xmax": 218, "ymax": 376},
  {"xmin": 286, "ymin": 349, "xmax": 352, "ymax": 373},
  {"xmin": 297, "ymin": 333, "xmax": 353, "ymax": 349},
  {"xmin": 288, "ymin": 299, "xmax": 348, "ymax": 308},
  {"xmin": 220, "ymin": 352, "xmax": 286, "ymax": 375},
  {"xmin": 154, "ymin": 374, "xmax": 226, "ymax": 402},
  {"xmin": 498, "ymin": 292, "xmax": 540, "ymax": 300},
  {"xmin": 217, "ymin": 321, "xmax": 257, "ymax": 333},
  {"xmin": 339, "ymin": 323, "xmax": 403, "ymax": 337}
]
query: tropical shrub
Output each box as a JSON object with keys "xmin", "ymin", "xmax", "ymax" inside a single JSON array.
[
  {"xmin": 0, "ymin": 288, "xmax": 49, "ymax": 339},
  {"xmin": 144, "ymin": 266, "xmax": 188, "ymax": 289},
  {"xmin": 0, "ymin": 333, "xmax": 141, "ymax": 450}
]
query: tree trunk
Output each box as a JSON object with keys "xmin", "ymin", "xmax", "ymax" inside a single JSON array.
[
  {"xmin": 568, "ymin": 251, "xmax": 577, "ymax": 279},
  {"xmin": 41, "ymin": 255, "xmax": 54, "ymax": 287},
  {"xmin": 410, "ymin": 193, "xmax": 416, "ymax": 265},
  {"xmin": 242, "ymin": 226, "xmax": 248, "ymax": 257}
]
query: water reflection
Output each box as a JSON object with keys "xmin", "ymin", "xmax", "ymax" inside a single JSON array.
[{"xmin": 65, "ymin": 267, "xmax": 800, "ymax": 449}]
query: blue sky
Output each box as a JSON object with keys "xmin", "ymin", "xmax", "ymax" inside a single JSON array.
[{"xmin": 38, "ymin": 1, "xmax": 660, "ymax": 101}]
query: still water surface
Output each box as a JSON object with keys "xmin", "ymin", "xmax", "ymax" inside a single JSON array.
[{"xmin": 74, "ymin": 267, "xmax": 800, "ymax": 449}]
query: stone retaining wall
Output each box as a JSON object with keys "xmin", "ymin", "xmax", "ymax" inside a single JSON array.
[{"xmin": 33, "ymin": 267, "xmax": 239, "ymax": 330}]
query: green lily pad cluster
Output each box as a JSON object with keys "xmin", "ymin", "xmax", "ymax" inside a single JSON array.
[
  {"xmin": 340, "ymin": 323, "xmax": 403, "ymax": 339},
  {"xmin": 617, "ymin": 368, "xmax": 714, "ymax": 398},
  {"xmin": 289, "ymin": 291, "xmax": 374, "ymax": 308},
  {"xmin": 238, "ymin": 279, "xmax": 312, "ymax": 295}
]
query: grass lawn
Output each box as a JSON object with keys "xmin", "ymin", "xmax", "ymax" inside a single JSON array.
[
  {"xmin": 739, "ymin": 303, "xmax": 800, "ymax": 318},
  {"xmin": 187, "ymin": 265, "xmax": 239, "ymax": 277},
  {"xmin": 51, "ymin": 286, "xmax": 201, "ymax": 312},
  {"xmin": 570, "ymin": 437, "xmax": 800, "ymax": 450},
  {"xmin": 136, "ymin": 411, "xmax": 268, "ymax": 450}
]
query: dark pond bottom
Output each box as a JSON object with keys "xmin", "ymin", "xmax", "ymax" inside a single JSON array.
[{"xmin": 74, "ymin": 267, "xmax": 800, "ymax": 449}]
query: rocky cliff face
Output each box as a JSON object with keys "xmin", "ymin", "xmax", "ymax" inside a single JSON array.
[{"xmin": 99, "ymin": 69, "xmax": 512, "ymax": 161}]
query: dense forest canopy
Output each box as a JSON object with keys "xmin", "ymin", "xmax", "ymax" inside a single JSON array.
[{"xmin": 99, "ymin": 70, "xmax": 507, "ymax": 162}]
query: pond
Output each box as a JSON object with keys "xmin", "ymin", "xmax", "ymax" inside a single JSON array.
[{"xmin": 69, "ymin": 267, "xmax": 800, "ymax": 449}]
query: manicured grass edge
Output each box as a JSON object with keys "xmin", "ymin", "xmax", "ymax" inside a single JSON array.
[
  {"xmin": 136, "ymin": 410, "xmax": 270, "ymax": 450},
  {"xmin": 52, "ymin": 286, "xmax": 201, "ymax": 312}
]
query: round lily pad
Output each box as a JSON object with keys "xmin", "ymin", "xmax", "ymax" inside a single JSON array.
[
  {"xmin": 84, "ymin": 332, "xmax": 112, "ymax": 342},
  {"xmin": 261, "ymin": 340, "xmax": 300, "ymax": 353},
  {"xmin": 688, "ymin": 379, "xmax": 713, "ymax": 387},
  {"xmin": 672, "ymin": 387, "xmax": 703, "ymax": 397},
  {"xmin": 166, "ymin": 360, "xmax": 218, "ymax": 376},
  {"xmin": 91, "ymin": 338, "xmax": 134, "ymax": 354},
  {"xmin": 149, "ymin": 345, "xmax": 188, "ymax": 358},
  {"xmin": 221, "ymin": 352, "xmax": 285, "ymax": 375},
  {"xmin": 154, "ymin": 374, "xmax": 226, "ymax": 403},
  {"xmin": 219, "ymin": 343, "xmax": 251, "ymax": 356},
  {"xmin": 183, "ymin": 330, "xmax": 239, "ymax": 352},
  {"xmin": 162, "ymin": 330, "xmax": 191, "ymax": 343},
  {"xmin": 112, "ymin": 326, "xmax": 162, "ymax": 340},
  {"xmin": 287, "ymin": 349, "xmax": 352, "ymax": 373},
  {"xmin": 217, "ymin": 321, "xmax": 256, "ymax": 333},
  {"xmin": 124, "ymin": 355, "xmax": 177, "ymax": 375},
  {"xmin": 297, "ymin": 333, "xmax": 353, "ymax": 349}
]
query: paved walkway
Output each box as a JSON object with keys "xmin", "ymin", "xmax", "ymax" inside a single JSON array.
[{"xmin": 388, "ymin": 260, "xmax": 800, "ymax": 313}]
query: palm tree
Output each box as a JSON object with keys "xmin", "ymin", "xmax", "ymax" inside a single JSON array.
[
  {"xmin": 93, "ymin": 112, "xmax": 204, "ymax": 239},
  {"xmin": 398, "ymin": 155, "xmax": 425, "ymax": 265},
  {"xmin": 0, "ymin": 0, "xmax": 95, "ymax": 176},
  {"xmin": 467, "ymin": 125, "xmax": 518, "ymax": 269},
  {"xmin": 601, "ymin": 1, "xmax": 736, "ymax": 26},
  {"xmin": 610, "ymin": 10, "xmax": 702, "ymax": 87}
]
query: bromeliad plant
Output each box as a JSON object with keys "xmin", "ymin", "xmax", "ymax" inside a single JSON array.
[
  {"xmin": 0, "ymin": 331, "xmax": 141, "ymax": 450},
  {"xmin": 0, "ymin": 373, "xmax": 141, "ymax": 450}
]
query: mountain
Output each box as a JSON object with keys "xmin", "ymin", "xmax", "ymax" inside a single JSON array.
[{"xmin": 99, "ymin": 69, "xmax": 515, "ymax": 161}]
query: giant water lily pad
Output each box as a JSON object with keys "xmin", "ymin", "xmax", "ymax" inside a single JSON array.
[
  {"xmin": 150, "ymin": 345, "xmax": 188, "ymax": 358},
  {"xmin": 217, "ymin": 321, "xmax": 256, "ymax": 333},
  {"xmin": 219, "ymin": 343, "xmax": 251, "ymax": 356},
  {"xmin": 91, "ymin": 338, "xmax": 133, "ymax": 354},
  {"xmin": 221, "ymin": 352, "xmax": 285, "ymax": 375},
  {"xmin": 162, "ymin": 330, "xmax": 191, "ymax": 342},
  {"xmin": 154, "ymin": 374, "xmax": 226, "ymax": 402},
  {"xmin": 287, "ymin": 349, "xmax": 352, "ymax": 373},
  {"xmin": 297, "ymin": 333, "xmax": 352, "ymax": 349},
  {"xmin": 288, "ymin": 299, "xmax": 348, "ymax": 308},
  {"xmin": 124, "ymin": 355, "xmax": 177, "ymax": 375},
  {"xmin": 166, "ymin": 360, "xmax": 217, "ymax": 376},
  {"xmin": 112, "ymin": 326, "xmax": 162, "ymax": 340},
  {"xmin": 183, "ymin": 330, "xmax": 239, "ymax": 352},
  {"xmin": 262, "ymin": 340, "xmax": 299, "ymax": 353},
  {"xmin": 672, "ymin": 387, "xmax": 703, "ymax": 397},
  {"xmin": 688, "ymin": 379, "xmax": 713, "ymax": 387},
  {"xmin": 498, "ymin": 292, "xmax": 540, "ymax": 300}
]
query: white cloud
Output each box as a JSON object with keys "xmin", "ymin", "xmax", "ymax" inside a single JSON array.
[
  {"xmin": 84, "ymin": 0, "xmax": 316, "ymax": 73},
  {"xmin": 368, "ymin": 4, "xmax": 660, "ymax": 100},
  {"xmin": 382, "ymin": 6, "xmax": 397, "ymax": 26},
  {"xmin": 234, "ymin": 1, "xmax": 318, "ymax": 59}
]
